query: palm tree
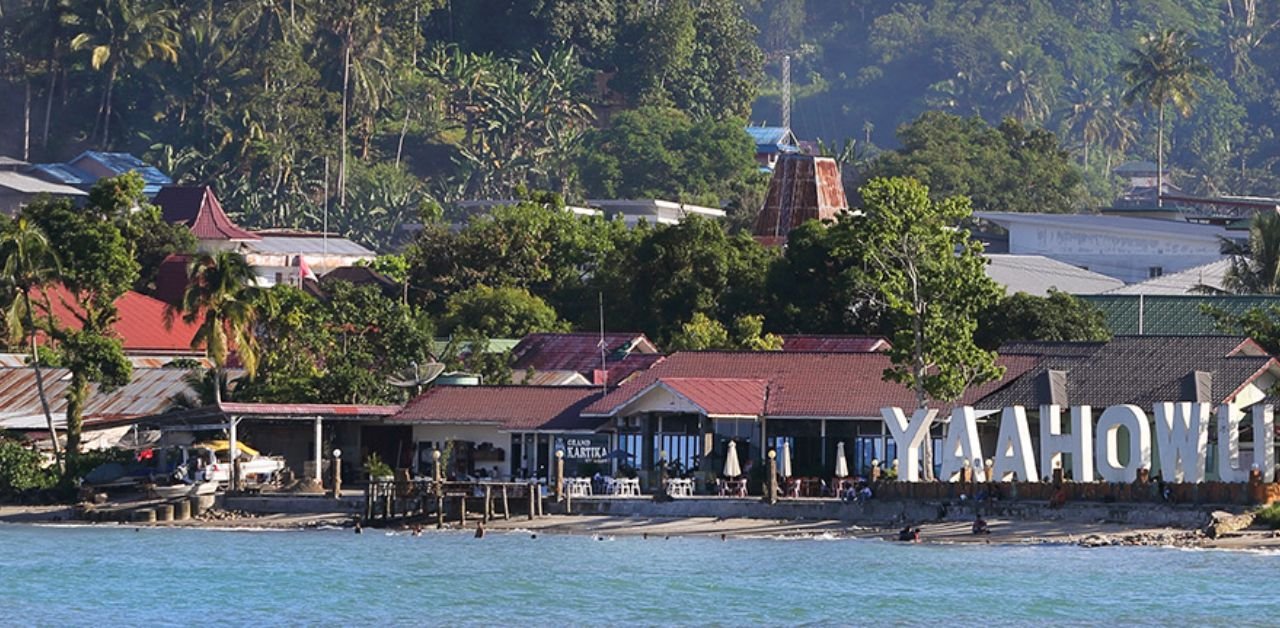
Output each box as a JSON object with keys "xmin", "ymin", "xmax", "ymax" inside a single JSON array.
[
  {"xmin": 69, "ymin": 0, "xmax": 180, "ymax": 146},
  {"xmin": 167, "ymin": 251, "xmax": 261, "ymax": 404},
  {"xmin": 1119, "ymin": 29, "xmax": 1209, "ymax": 207},
  {"xmin": 0, "ymin": 218, "xmax": 62, "ymax": 468},
  {"xmin": 1222, "ymin": 211, "xmax": 1280, "ymax": 295},
  {"xmin": 998, "ymin": 52, "xmax": 1051, "ymax": 124}
]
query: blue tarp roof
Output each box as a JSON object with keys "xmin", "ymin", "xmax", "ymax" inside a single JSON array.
[{"xmin": 27, "ymin": 151, "xmax": 172, "ymax": 196}]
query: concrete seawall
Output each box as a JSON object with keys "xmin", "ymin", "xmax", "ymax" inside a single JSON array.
[
  {"xmin": 559, "ymin": 497, "xmax": 1228, "ymax": 529},
  {"xmin": 224, "ymin": 494, "xmax": 364, "ymax": 515}
]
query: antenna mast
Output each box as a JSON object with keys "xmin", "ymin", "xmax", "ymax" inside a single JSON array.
[{"xmin": 598, "ymin": 292, "xmax": 607, "ymax": 393}]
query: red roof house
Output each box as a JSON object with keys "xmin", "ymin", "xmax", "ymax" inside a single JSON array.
[
  {"xmin": 153, "ymin": 186, "xmax": 260, "ymax": 241},
  {"xmin": 511, "ymin": 332, "xmax": 661, "ymax": 385},
  {"xmin": 754, "ymin": 154, "xmax": 848, "ymax": 245},
  {"xmin": 583, "ymin": 351, "xmax": 1037, "ymax": 419},
  {"xmin": 35, "ymin": 285, "xmax": 202, "ymax": 354},
  {"xmin": 780, "ymin": 335, "xmax": 891, "ymax": 353}
]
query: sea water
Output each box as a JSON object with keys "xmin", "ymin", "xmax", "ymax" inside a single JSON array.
[{"xmin": 1, "ymin": 524, "xmax": 1277, "ymax": 626}]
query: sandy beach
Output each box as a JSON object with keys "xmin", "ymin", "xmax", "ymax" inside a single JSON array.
[{"xmin": 5, "ymin": 504, "xmax": 1279, "ymax": 549}]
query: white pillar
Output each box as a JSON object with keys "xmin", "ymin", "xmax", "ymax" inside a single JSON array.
[
  {"xmin": 313, "ymin": 416, "xmax": 323, "ymax": 483},
  {"xmin": 228, "ymin": 416, "xmax": 240, "ymax": 491}
]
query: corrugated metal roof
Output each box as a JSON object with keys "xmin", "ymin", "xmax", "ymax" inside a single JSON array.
[
  {"xmin": 975, "ymin": 211, "xmax": 1231, "ymax": 240},
  {"xmin": 0, "ymin": 171, "xmax": 87, "ymax": 195},
  {"xmin": 0, "ymin": 367, "xmax": 198, "ymax": 430},
  {"xmin": 216, "ymin": 402, "xmax": 399, "ymax": 417},
  {"xmin": 754, "ymin": 154, "xmax": 847, "ymax": 241},
  {"xmin": 71, "ymin": 151, "xmax": 172, "ymax": 193},
  {"xmin": 1079, "ymin": 295, "xmax": 1280, "ymax": 335},
  {"xmin": 25, "ymin": 162, "xmax": 92, "ymax": 186},
  {"xmin": 511, "ymin": 333, "xmax": 660, "ymax": 375},
  {"xmin": 985, "ymin": 254, "xmax": 1125, "ymax": 296},
  {"xmin": 745, "ymin": 126, "xmax": 798, "ymax": 150},
  {"xmin": 1104, "ymin": 259, "xmax": 1230, "ymax": 295},
  {"xmin": 245, "ymin": 235, "xmax": 375, "ymax": 257}
]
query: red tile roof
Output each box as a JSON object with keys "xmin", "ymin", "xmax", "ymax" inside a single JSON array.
[
  {"xmin": 780, "ymin": 335, "xmax": 891, "ymax": 353},
  {"xmin": 583, "ymin": 351, "xmax": 1037, "ymax": 418},
  {"xmin": 390, "ymin": 385, "xmax": 606, "ymax": 431},
  {"xmin": 35, "ymin": 285, "xmax": 202, "ymax": 353},
  {"xmin": 654, "ymin": 377, "xmax": 767, "ymax": 417},
  {"xmin": 153, "ymin": 186, "xmax": 260, "ymax": 241},
  {"xmin": 511, "ymin": 332, "xmax": 660, "ymax": 380}
]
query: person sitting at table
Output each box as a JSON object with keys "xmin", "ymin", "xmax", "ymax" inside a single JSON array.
[{"xmin": 858, "ymin": 484, "xmax": 873, "ymax": 502}]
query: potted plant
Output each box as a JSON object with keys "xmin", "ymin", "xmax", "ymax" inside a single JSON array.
[{"xmin": 364, "ymin": 453, "xmax": 394, "ymax": 482}]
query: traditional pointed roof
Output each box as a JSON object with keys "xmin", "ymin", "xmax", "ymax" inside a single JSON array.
[
  {"xmin": 754, "ymin": 154, "xmax": 848, "ymax": 242},
  {"xmin": 153, "ymin": 186, "xmax": 260, "ymax": 241}
]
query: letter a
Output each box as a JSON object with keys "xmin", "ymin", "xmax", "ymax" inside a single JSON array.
[
  {"xmin": 992, "ymin": 406, "xmax": 1037, "ymax": 482},
  {"xmin": 940, "ymin": 407, "xmax": 984, "ymax": 482}
]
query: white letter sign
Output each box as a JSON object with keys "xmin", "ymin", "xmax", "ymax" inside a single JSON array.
[
  {"xmin": 1095, "ymin": 404, "xmax": 1151, "ymax": 482},
  {"xmin": 1153, "ymin": 402, "xmax": 1210, "ymax": 483},
  {"xmin": 1039, "ymin": 404, "xmax": 1094, "ymax": 482},
  {"xmin": 940, "ymin": 407, "xmax": 984, "ymax": 482},
  {"xmin": 881, "ymin": 407, "xmax": 935, "ymax": 482},
  {"xmin": 992, "ymin": 406, "xmax": 1037, "ymax": 482}
]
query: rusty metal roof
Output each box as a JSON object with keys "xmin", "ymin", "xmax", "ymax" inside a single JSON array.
[
  {"xmin": 0, "ymin": 367, "xmax": 199, "ymax": 430},
  {"xmin": 754, "ymin": 154, "xmax": 848, "ymax": 241}
]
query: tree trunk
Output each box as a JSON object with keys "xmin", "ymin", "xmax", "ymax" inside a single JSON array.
[
  {"xmin": 24, "ymin": 291, "xmax": 62, "ymax": 472},
  {"xmin": 22, "ymin": 79, "xmax": 31, "ymax": 161},
  {"xmin": 42, "ymin": 61, "xmax": 56, "ymax": 150},
  {"xmin": 1156, "ymin": 104, "xmax": 1164, "ymax": 208},
  {"xmin": 339, "ymin": 40, "xmax": 351, "ymax": 204},
  {"xmin": 64, "ymin": 372, "xmax": 88, "ymax": 468},
  {"xmin": 101, "ymin": 65, "xmax": 118, "ymax": 147},
  {"xmin": 212, "ymin": 366, "xmax": 223, "ymax": 406},
  {"xmin": 396, "ymin": 106, "xmax": 411, "ymax": 166}
]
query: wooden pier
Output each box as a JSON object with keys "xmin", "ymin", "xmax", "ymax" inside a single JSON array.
[{"xmin": 363, "ymin": 480, "xmax": 545, "ymax": 527}]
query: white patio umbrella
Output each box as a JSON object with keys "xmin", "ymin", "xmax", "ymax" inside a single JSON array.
[
  {"xmin": 780, "ymin": 441, "xmax": 793, "ymax": 478},
  {"xmin": 834, "ymin": 441, "xmax": 849, "ymax": 478},
  {"xmin": 723, "ymin": 440, "xmax": 742, "ymax": 478}
]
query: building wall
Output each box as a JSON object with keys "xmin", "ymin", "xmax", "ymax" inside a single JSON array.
[
  {"xmin": 1005, "ymin": 223, "xmax": 1223, "ymax": 283},
  {"xmin": 411, "ymin": 424, "xmax": 511, "ymax": 478}
]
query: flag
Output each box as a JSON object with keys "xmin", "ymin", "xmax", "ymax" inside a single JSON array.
[{"xmin": 294, "ymin": 255, "xmax": 317, "ymax": 282}]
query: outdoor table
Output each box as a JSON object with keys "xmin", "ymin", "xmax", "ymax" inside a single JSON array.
[{"xmin": 664, "ymin": 477, "xmax": 694, "ymax": 497}]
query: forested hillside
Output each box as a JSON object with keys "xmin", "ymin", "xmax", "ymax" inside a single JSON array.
[
  {"xmin": 747, "ymin": 0, "xmax": 1280, "ymax": 199},
  {"xmin": 0, "ymin": 1, "xmax": 1277, "ymax": 251}
]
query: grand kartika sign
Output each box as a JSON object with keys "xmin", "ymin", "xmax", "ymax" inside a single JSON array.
[{"xmin": 880, "ymin": 403, "xmax": 1276, "ymax": 484}]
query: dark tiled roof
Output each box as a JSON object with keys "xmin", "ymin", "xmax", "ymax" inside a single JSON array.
[
  {"xmin": 780, "ymin": 335, "xmax": 890, "ymax": 353},
  {"xmin": 979, "ymin": 336, "xmax": 1274, "ymax": 409},
  {"xmin": 510, "ymin": 333, "xmax": 660, "ymax": 376},
  {"xmin": 584, "ymin": 351, "xmax": 1035, "ymax": 418},
  {"xmin": 390, "ymin": 385, "xmax": 606, "ymax": 431},
  {"xmin": 153, "ymin": 186, "xmax": 260, "ymax": 240},
  {"xmin": 1080, "ymin": 295, "xmax": 1280, "ymax": 335}
]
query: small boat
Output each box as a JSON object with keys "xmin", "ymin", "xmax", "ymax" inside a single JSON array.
[{"xmin": 153, "ymin": 481, "xmax": 219, "ymax": 500}]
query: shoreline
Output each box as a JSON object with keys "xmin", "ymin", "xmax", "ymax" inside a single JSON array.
[{"xmin": 5, "ymin": 504, "xmax": 1279, "ymax": 550}]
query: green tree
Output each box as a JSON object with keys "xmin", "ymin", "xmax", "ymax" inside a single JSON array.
[
  {"xmin": 69, "ymin": 0, "xmax": 181, "ymax": 145},
  {"xmin": 1221, "ymin": 211, "xmax": 1280, "ymax": 294},
  {"xmin": 0, "ymin": 217, "xmax": 63, "ymax": 467},
  {"xmin": 868, "ymin": 112, "xmax": 1083, "ymax": 213},
  {"xmin": 668, "ymin": 312, "xmax": 783, "ymax": 351},
  {"xmin": 21, "ymin": 176, "xmax": 141, "ymax": 461},
  {"xmin": 169, "ymin": 250, "xmax": 261, "ymax": 404},
  {"xmin": 975, "ymin": 290, "xmax": 1112, "ymax": 350},
  {"xmin": 234, "ymin": 285, "xmax": 328, "ymax": 403},
  {"xmin": 845, "ymin": 177, "xmax": 1004, "ymax": 480},
  {"xmin": 1120, "ymin": 28, "xmax": 1210, "ymax": 207},
  {"xmin": 1206, "ymin": 305, "xmax": 1280, "ymax": 354},
  {"xmin": 579, "ymin": 106, "xmax": 761, "ymax": 206},
  {"xmin": 440, "ymin": 284, "xmax": 567, "ymax": 339},
  {"xmin": 318, "ymin": 280, "xmax": 433, "ymax": 404}
]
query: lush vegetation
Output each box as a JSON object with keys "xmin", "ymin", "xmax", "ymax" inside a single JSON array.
[{"xmin": 747, "ymin": 0, "xmax": 1280, "ymax": 201}]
